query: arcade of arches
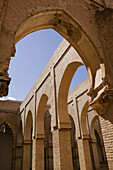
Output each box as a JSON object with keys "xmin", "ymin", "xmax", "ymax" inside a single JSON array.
[
  {"xmin": 0, "ymin": 39, "xmax": 112, "ymax": 170},
  {"xmin": 0, "ymin": 0, "xmax": 113, "ymax": 170}
]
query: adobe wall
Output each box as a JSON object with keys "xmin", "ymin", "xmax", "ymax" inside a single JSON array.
[
  {"xmin": 0, "ymin": 100, "xmax": 22, "ymax": 139},
  {"xmin": 0, "ymin": 100, "xmax": 22, "ymax": 170},
  {"xmin": 99, "ymin": 116, "xmax": 113, "ymax": 170}
]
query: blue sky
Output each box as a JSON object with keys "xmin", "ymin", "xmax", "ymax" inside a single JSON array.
[{"xmin": 1, "ymin": 29, "xmax": 88, "ymax": 101}]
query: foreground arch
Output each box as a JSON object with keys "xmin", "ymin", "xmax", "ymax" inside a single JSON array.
[
  {"xmin": 0, "ymin": 4, "xmax": 105, "ymax": 100},
  {"xmin": 15, "ymin": 9, "xmax": 101, "ymax": 96}
]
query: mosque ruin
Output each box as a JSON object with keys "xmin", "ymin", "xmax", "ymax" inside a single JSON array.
[{"xmin": 0, "ymin": 0, "xmax": 113, "ymax": 170}]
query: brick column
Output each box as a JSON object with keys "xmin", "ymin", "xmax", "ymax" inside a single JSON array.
[
  {"xmin": 15, "ymin": 145, "xmax": 23, "ymax": 170},
  {"xmin": 91, "ymin": 138, "xmax": 100, "ymax": 169},
  {"xmin": 23, "ymin": 140, "xmax": 31, "ymax": 170},
  {"xmin": 77, "ymin": 137, "xmax": 93, "ymax": 170},
  {"xmin": 52, "ymin": 128, "xmax": 73, "ymax": 170},
  {"xmin": 35, "ymin": 134, "xmax": 45, "ymax": 170}
]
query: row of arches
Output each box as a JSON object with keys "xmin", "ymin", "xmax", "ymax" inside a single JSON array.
[
  {"xmin": 16, "ymin": 38, "xmax": 107, "ymax": 170},
  {"xmin": 19, "ymin": 97, "xmax": 107, "ymax": 170},
  {"xmin": 0, "ymin": 100, "xmax": 107, "ymax": 170},
  {"xmin": 0, "ymin": 39, "xmax": 108, "ymax": 170}
]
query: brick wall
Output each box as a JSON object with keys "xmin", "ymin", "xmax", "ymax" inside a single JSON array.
[{"xmin": 99, "ymin": 116, "xmax": 113, "ymax": 170}]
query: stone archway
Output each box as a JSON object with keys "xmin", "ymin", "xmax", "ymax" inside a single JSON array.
[
  {"xmin": 95, "ymin": 129, "xmax": 107, "ymax": 166},
  {"xmin": 77, "ymin": 101, "xmax": 93, "ymax": 170},
  {"xmin": 58, "ymin": 61, "xmax": 83, "ymax": 128},
  {"xmin": 54, "ymin": 61, "xmax": 84, "ymax": 170},
  {"xmin": 15, "ymin": 10, "xmax": 100, "ymax": 79},
  {"xmin": 80, "ymin": 101, "xmax": 89, "ymax": 138},
  {"xmin": 89, "ymin": 114, "xmax": 100, "ymax": 169},
  {"xmin": 0, "ymin": 7, "xmax": 103, "ymax": 99},
  {"xmin": 36, "ymin": 94, "xmax": 48, "ymax": 170},
  {"xmin": 15, "ymin": 9, "xmax": 101, "ymax": 98}
]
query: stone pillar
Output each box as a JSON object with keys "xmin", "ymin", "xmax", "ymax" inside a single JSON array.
[
  {"xmin": 77, "ymin": 137, "xmax": 93, "ymax": 170},
  {"xmin": 35, "ymin": 135, "xmax": 45, "ymax": 170},
  {"xmin": 23, "ymin": 140, "xmax": 31, "ymax": 170},
  {"xmin": 48, "ymin": 145, "xmax": 53, "ymax": 170},
  {"xmin": 32, "ymin": 138, "xmax": 36, "ymax": 170},
  {"xmin": 52, "ymin": 128, "xmax": 73, "ymax": 170},
  {"xmin": 91, "ymin": 138, "xmax": 100, "ymax": 169},
  {"xmin": 15, "ymin": 145, "xmax": 23, "ymax": 170}
]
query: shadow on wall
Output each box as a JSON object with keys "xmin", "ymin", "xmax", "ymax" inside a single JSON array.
[{"xmin": 0, "ymin": 123, "xmax": 14, "ymax": 170}]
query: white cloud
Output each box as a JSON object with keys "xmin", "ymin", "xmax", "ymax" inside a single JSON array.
[
  {"xmin": 7, "ymin": 97, "xmax": 16, "ymax": 101},
  {"xmin": 0, "ymin": 96, "xmax": 16, "ymax": 101},
  {"xmin": 0, "ymin": 97, "xmax": 6, "ymax": 101}
]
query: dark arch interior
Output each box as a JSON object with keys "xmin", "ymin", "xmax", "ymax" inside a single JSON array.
[
  {"xmin": 15, "ymin": 120, "xmax": 23, "ymax": 170},
  {"xmin": 69, "ymin": 115, "xmax": 80, "ymax": 170},
  {"xmin": 0, "ymin": 123, "xmax": 13, "ymax": 170},
  {"xmin": 94, "ymin": 129, "xmax": 106, "ymax": 164},
  {"xmin": 44, "ymin": 110, "xmax": 53, "ymax": 170}
]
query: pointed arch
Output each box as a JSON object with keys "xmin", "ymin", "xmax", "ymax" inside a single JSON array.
[
  {"xmin": 36, "ymin": 94, "xmax": 49, "ymax": 136},
  {"xmin": 15, "ymin": 9, "xmax": 101, "ymax": 94},
  {"xmin": 35, "ymin": 94, "xmax": 49, "ymax": 170},
  {"xmin": 80, "ymin": 101, "xmax": 89, "ymax": 138},
  {"xmin": 90, "ymin": 115, "xmax": 100, "ymax": 140},
  {"xmin": 0, "ymin": 121, "xmax": 14, "ymax": 141},
  {"xmin": 24, "ymin": 110, "xmax": 33, "ymax": 141},
  {"xmin": 58, "ymin": 61, "xmax": 83, "ymax": 128}
]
